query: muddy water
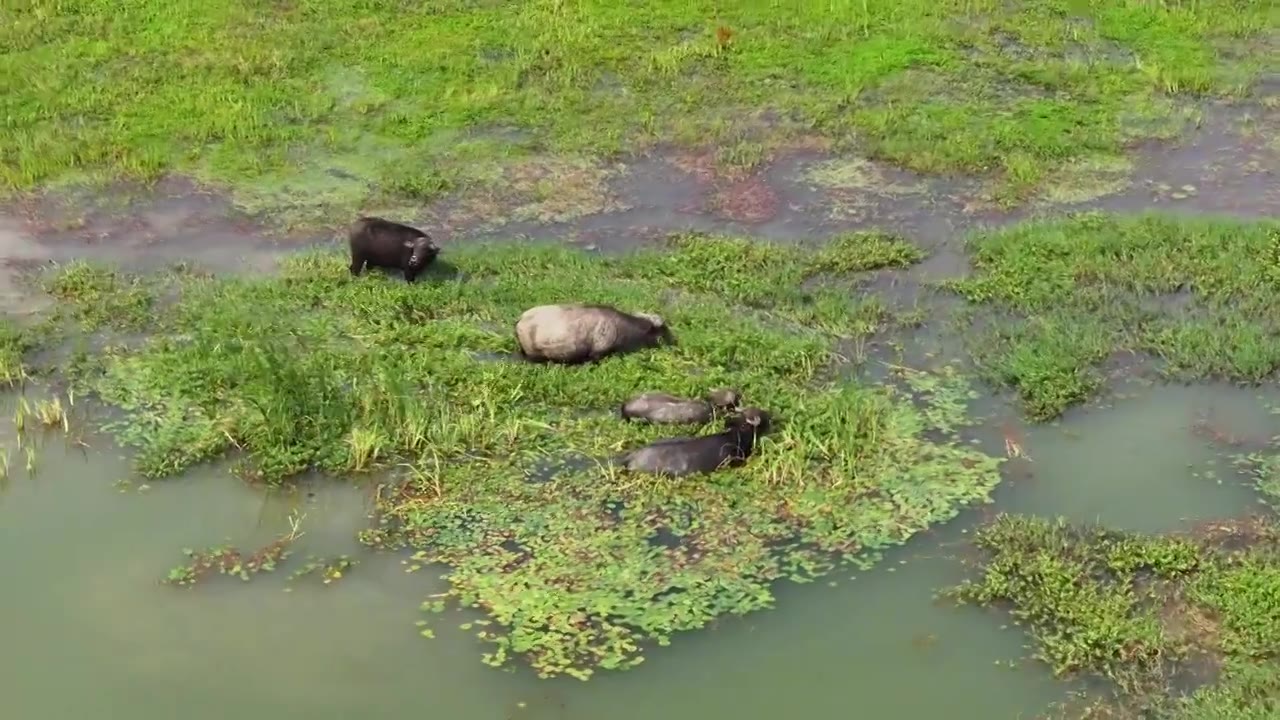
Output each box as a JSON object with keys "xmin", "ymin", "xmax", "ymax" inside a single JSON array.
[
  {"xmin": 1, "ymin": 377, "xmax": 1273, "ymax": 719},
  {"xmin": 994, "ymin": 382, "xmax": 1278, "ymax": 533}
]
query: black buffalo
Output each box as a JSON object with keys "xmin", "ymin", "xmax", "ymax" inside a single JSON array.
[
  {"xmin": 348, "ymin": 216, "xmax": 439, "ymax": 283},
  {"xmin": 618, "ymin": 407, "xmax": 771, "ymax": 477}
]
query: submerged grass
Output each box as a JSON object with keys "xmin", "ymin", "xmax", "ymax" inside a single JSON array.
[
  {"xmin": 0, "ymin": 319, "xmax": 37, "ymax": 385},
  {"xmin": 3, "ymin": 1, "xmax": 1276, "ymax": 219},
  {"xmin": 947, "ymin": 213, "xmax": 1280, "ymax": 421},
  {"xmin": 950, "ymin": 514, "xmax": 1280, "ymax": 719},
  {"xmin": 46, "ymin": 232, "xmax": 1003, "ymax": 678}
]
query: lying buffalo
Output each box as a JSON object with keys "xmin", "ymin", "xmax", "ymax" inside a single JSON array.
[
  {"xmin": 348, "ymin": 216, "xmax": 439, "ymax": 283},
  {"xmin": 618, "ymin": 407, "xmax": 771, "ymax": 477},
  {"xmin": 620, "ymin": 388, "xmax": 741, "ymax": 424},
  {"xmin": 514, "ymin": 304, "xmax": 673, "ymax": 364}
]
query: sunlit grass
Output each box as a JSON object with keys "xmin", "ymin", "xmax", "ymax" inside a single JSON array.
[
  {"xmin": 2, "ymin": 0, "xmax": 1273, "ymax": 218},
  {"xmin": 947, "ymin": 213, "xmax": 1280, "ymax": 420},
  {"xmin": 45, "ymin": 231, "xmax": 1006, "ymax": 678},
  {"xmin": 950, "ymin": 513, "xmax": 1280, "ymax": 718}
]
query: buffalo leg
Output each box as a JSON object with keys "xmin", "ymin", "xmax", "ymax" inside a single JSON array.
[{"xmin": 349, "ymin": 254, "xmax": 366, "ymax": 276}]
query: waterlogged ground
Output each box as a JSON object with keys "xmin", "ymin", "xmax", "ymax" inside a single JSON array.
[
  {"xmin": 2, "ymin": 381, "xmax": 1273, "ymax": 718},
  {"xmin": 3, "ymin": 2, "xmax": 1280, "ymax": 717}
]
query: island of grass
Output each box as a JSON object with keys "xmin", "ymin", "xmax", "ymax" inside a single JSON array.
[
  {"xmin": 950, "ymin": 510, "xmax": 1280, "ymax": 719},
  {"xmin": 946, "ymin": 213, "xmax": 1280, "ymax": 422},
  {"xmin": 3, "ymin": 1, "xmax": 1274, "ymax": 224},
  {"xmin": 20, "ymin": 231, "xmax": 1004, "ymax": 679}
]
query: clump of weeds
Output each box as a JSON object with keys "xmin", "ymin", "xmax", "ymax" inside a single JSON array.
[
  {"xmin": 43, "ymin": 261, "xmax": 159, "ymax": 332},
  {"xmin": 947, "ymin": 213, "xmax": 1280, "ymax": 421},
  {"xmin": 51, "ymin": 232, "xmax": 1007, "ymax": 679},
  {"xmin": 287, "ymin": 555, "xmax": 357, "ymax": 587},
  {"xmin": 166, "ymin": 511, "xmax": 307, "ymax": 587},
  {"xmin": 13, "ymin": 393, "xmax": 71, "ymax": 434},
  {"xmin": 2, "ymin": 2, "xmax": 1272, "ymax": 219},
  {"xmin": 948, "ymin": 514, "xmax": 1280, "ymax": 718},
  {"xmin": 165, "ymin": 538, "xmax": 294, "ymax": 587},
  {"xmin": 0, "ymin": 319, "xmax": 41, "ymax": 385}
]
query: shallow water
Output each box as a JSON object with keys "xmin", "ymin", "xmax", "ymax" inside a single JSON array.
[
  {"xmin": 995, "ymin": 381, "xmax": 1277, "ymax": 533},
  {"xmin": 1, "ymin": 379, "xmax": 1273, "ymax": 719}
]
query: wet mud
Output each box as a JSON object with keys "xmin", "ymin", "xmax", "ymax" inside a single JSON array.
[{"xmin": 0, "ymin": 101, "xmax": 1275, "ymax": 307}]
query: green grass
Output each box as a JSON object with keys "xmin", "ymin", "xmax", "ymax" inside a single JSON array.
[
  {"xmin": 950, "ymin": 514, "xmax": 1280, "ymax": 718},
  {"xmin": 3, "ymin": 1, "xmax": 1275, "ymax": 222},
  {"xmin": 47, "ymin": 232, "xmax": 1004, "ymax": 678},
  {"xmin": 946, "ymin": 212, "xmax": 1280, "ymax": 421},
  {"xmin": 0, "ymin": 320, "xmax": 36, "ymax": 385}
]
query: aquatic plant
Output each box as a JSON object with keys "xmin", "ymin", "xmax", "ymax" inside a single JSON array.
[
  {"xmin": 288, "ymin": 555, "xmax": 356, "ymax": 586},
  {"xmin": 947, "ymin": 213, "xmax": 1280, "ymax": 421},
  {"xmin": 165, "ymin": 539, "xmax": 294, "ymax": 587},
  {"xmin": 949, "ymin": 514, "xmax": 1280, "ymax": 717},
  {"xmin": 50, "ymin": 233, "xmax": 1003, "ymax": 678}
]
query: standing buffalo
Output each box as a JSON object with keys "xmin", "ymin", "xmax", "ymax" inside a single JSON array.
[
  {"xmin": 618, "ymin": 407, "xmax": 772, "ymax": 477},
  {"xmin": 514, "ymin": 304, "xmax": 674, "ymax": 364},
  {"xmin": 348, "ymin": 216, "xmax": 439, "ymax": 283},
  {"xmin": 620, "ymin": 388, "xmax": 742, "ymax": 424}
]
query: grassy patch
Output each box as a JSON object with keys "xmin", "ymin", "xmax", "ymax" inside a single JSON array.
[
  {"xmin": 950, "ymin": 514, "xmax": 1280, "ymax": 718},
  {"xmin": 3, "ymin": 1, "xmax": 1275, "ymax": 220},
  {"xmin": 48, "ymin": 232, "xmax": 1004, "ymax": 678},
  {"xmin": 947, "ymin": 213, "xmax": 1280, "ymax": 420},
  {"xmin": 0, "ymin": 319, "xmax": 38, "ymax": 385},
  {"xmin": 43, "ymin": 261, "xmax": 160, "ymax": 331}
]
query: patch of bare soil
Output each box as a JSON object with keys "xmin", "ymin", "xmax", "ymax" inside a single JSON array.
[
  {"xmin": 706, "ymin": 175, "xmax": 780, "ymax": 224},
  {"xmin": 444, "ymin": 157, "xmax": 627, "ymax": 233}
]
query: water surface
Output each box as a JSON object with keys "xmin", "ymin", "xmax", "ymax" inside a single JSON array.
[{"xmin": 1, "ymin": 380, "xmax": 1272, "ymax": 719}]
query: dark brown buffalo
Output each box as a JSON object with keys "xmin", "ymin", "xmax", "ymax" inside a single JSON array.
[
  {"xmin": 348, "ymin": 216, "xmax": 439, "ymax": 283},
  {"xmin": 618, "ymin": 407, "xmax": 771, "ymax": 477}
]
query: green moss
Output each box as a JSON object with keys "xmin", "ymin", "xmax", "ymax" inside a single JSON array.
[
  {"xmin": 3, "ymin": 1, "xmax": 1273, "ymax": 218},
  {"xmin": 950, "ymin": 514, "xmax": 1280, "ymax": 716},
  {"xmin": 51, "ymin": 233, "xmax": 1004, "ymax": 678},
  {"xmin": 947, "ymin": 213, "xmax": 1280, "ymax": 420}
]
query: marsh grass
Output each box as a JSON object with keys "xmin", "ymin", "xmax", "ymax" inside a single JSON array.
[
  {"xmin": 0, "ymin": 321, "xmax": 35, "ymax": 386},
  {"xmin": 44, "ymin": 261, "xmax": 158, "ymax": 331},
  {"xmin": 3, "ymin": 1, "xmax": 1274, "ymax": 220},
  {"xmin": 947, "ymin": 213, "xmax": 1280, "ymax": 421},
  {"xmin": 13, "ymin": 395, "xmax": 69, "ymax": 434},
  {"xmin": 48, "ymin": 232, "xmax": 1005, "ymax": 678},
  {"xmin": 951, "ymin": 514, "xmax": 1280, "ymax": 719}
]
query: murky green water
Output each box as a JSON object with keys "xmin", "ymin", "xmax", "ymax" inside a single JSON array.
[{"xmin": 2, "ymin": 380, "xmax": 1273, "ymax": 719}]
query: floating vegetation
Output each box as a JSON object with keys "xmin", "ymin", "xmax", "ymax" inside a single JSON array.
[
  {"xmin": 165, "ymin": 538, "xmax": 295, "ymax": 587},
  {"xmin": 165, "ymin": 510, "xmax": 306, "ymax": 587},
  {"xmin": 47, "ymin": 233, "xmax": 1005, "ymax": 678},
  {"xmin": 14, "ymin": 395, "xmax": 69, "ymax": 433},
  {"xmin": 287, "ymin": 555, "xmax": 357, "ymax": 586}
]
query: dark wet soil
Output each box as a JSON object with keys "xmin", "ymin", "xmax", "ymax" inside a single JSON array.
[{"xmin": 0, "ymin": 102, "xmax": 1275, "ymax": 311}]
